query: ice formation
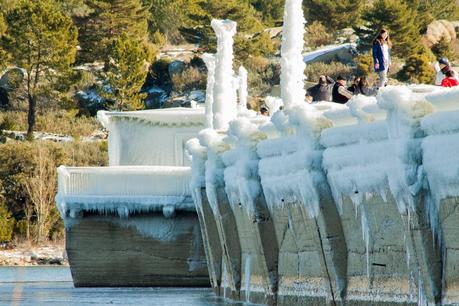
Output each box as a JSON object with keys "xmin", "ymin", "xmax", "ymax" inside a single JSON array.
[
  {"xmin": 202, "ymin": 53, "xmax": 216, "ymax": 129},
  {"xmin": 98, "ymin": 108, "xmax": 205, "ymax": 166},
  {"xmin": 238, "ymin": 66, "xmax": 248, "ymax": 112},
  {"xmin": 280, "ymin": 0, "xmax": 306, "ymax": 109},
  {"xmin": 211, "ymin": 19, "xmax": 238, "ymax": 130},
  {"xmin": 56, "ymin": 166, "xmax": 195, "ymax": 225}
]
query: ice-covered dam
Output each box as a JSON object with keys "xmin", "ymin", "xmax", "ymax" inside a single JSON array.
[{"xmin": 55, "ymin": 0, "xmax": 459, "ymax": 304}]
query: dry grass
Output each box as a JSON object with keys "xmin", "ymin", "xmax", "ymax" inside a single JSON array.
[{"xmin": 0, "ymin": 110, "xmax": 101, "ymax": 138}]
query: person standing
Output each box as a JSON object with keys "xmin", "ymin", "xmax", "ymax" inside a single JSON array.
[
  {"xmin": 332, "ymin": 76, "xmax": 353, "ymax": 104},
  {"xmin": 373, "ymin": 34, "xmax": 388, "ymax": 88}
]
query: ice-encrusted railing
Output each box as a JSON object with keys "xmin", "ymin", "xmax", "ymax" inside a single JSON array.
[{"xmin": 56, "ymin": 166, "xmax": 194, "ymax": 221}]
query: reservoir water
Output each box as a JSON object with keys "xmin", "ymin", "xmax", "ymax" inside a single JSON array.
[{"xmin": 0, "ymin": 267, "xmax": 249, "ymax": 306}]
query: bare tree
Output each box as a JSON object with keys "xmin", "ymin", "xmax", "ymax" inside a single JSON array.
[{"xmin": 24, "ymin": 146, "xmax": 57, "ymax": 243}]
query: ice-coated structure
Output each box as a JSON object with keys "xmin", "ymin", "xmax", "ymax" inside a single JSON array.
[
  {"xmin": 186, "ymin": 0, "xmax": 459, "ymax": 305},
  {"xmin": 202, "ymin": 53, "xmax": 216, "ymax": 129},
  {"xmin": 56, "ymin": 107, "xmax": 209, "ymax": 287},
  {"xmin": 211, "ymin": 19, "xmax": 238, "ymax": 130},
  {"xmin": 280, "ymin": 0, "xmax": 306, "ymax": 109}
]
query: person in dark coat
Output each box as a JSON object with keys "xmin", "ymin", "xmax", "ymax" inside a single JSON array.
[
  {"xmin": 372, "ymin": 35, "xmax": 387, "ymax": 88},
  {"xmin": 348, "ymin": 76, "xmax": 361, "ymax": 94},
  {"xmin": 332, "ymin": 76, "xmax": 353, "ymax": 104},
  {"xmin": 354, "ymin": 77, "xmax": 377, "ymax": 96},
  {"xmin": 306, "ymin": 75, "xmax": 334, "ymax": 102}
]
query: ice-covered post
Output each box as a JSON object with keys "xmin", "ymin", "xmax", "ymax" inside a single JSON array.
[
  {"xmin": 203, "ymin": 53, "xmax": 216, "ymax": 129},
  {"xmin": 280, "ymin": 0, "xmax": 306, "ymax": 109},
  {"xmin": 211, "ymin": 19, "xmax": 238, "ymax": 130},
  {"xmin": 238, "ymin": 66, "xmax": 248, "ymax": 112}
]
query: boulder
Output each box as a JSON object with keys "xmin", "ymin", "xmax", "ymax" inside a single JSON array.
[
  {"xmin": 168, "ymin": 60, "xmax": 186, "ymax": 77},
  {"xmin": 424, "ymin": 19, "xmax": 457, "ymax": 47}
]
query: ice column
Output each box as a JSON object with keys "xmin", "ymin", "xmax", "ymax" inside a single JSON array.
[
  {"xmin": 203, "ymin": 53, "xmax": 216, "ymax": 129},
  {"xmin": 211, "ymin": 19, "xmax": 238, "ymax": 130},
  {"xmin": 280, "ymin": 0, "xmax": 306, "ymax": 109},
  {"xmin": 238, "ymin": 66, "xmax": 248, "ymax": 111}
]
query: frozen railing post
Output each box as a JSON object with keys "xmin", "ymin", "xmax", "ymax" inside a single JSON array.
[
  {"xmin": 280, "ymin": 0, "xmax": 306, "ymax": 109},
  {"xmin": 211, "ymin": 19, "xmax": 237, "ymax": 130},
  {"xmin": 238, "ymin": 66, "xmax": 248, "ymax": 112},
  {"xmin": 203, "ymin": 53, "xmax": 216, "ymax": 129}
]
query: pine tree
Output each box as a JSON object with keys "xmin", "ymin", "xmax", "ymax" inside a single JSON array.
[
  {"xmin": 75, "ymin": 0, "xmax": 153, "ymax": 64},
  {"xmin": 355, "ymin": 0, "xmax": 422, "ymax": 59},
  {"xmin": 250, "ymin": 0, "xmax": 284, "ymax": 26},
  {"xmin": 416, "ymin": 0, "xmax": 458, "ymax": 32},
  {"xmin": 303, "ymin": 0, "xmax": 365, "ymax": 31},
  {"xmin": 1, "ymin": 0, "xmax": 78, "ymax": 137},
  {"xmin": 104, "ymin": 34, "xmax": 149, "ymax": 111}
]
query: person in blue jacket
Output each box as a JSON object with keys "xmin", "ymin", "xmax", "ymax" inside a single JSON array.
[{"xmin": 372, "ymin": 34, "xmax": 387, "ymax": 88}]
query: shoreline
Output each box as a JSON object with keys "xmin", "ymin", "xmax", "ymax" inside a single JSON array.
[{"xmin": 0, "ymin": 242, "xmax": 68, "ymax": 267}]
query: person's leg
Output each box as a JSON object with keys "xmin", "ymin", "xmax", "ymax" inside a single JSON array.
[{"xmin": 378, "ymin": 70, "xmax": 387, "ymax": 88}]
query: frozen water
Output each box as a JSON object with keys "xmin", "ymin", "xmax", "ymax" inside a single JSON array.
[
  {"xmin": 211, "ymin": 20, "xmax": 238, "ymax": 130},
  {"xmin": 280, "ymin": 0, "xmax": 306, "ymax": 109}
]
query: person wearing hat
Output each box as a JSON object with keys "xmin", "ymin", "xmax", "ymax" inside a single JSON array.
[
  {"xmin": 435, "ymin": 57, "xmax": 458, "ymax": 85},
  {"xmin": 441, "ymin": 70, "xmax": 459, "ymax": 88},
  {"xmin": 306, "ymin": 75, "xmax": 334, "ymax": 102},
  {"xmin": 332, "ymin": 76, "xmax": 353, "ymax": 104}
]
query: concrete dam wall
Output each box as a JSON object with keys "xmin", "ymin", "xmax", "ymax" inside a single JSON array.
[{"xmin": 187, "ymin": 86, "xmax": 459, "ymax": 305}]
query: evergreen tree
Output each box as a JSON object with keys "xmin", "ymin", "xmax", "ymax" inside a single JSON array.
[
  {"xmin": 103, "ymin": 34, "xmax": 149, "ymax": 111},
  {"xmin": 75, "ymin": 0, "xmax": 153, "ymax": 64},
  {"xmin": 144, "ymin": 0, "xmax": 205, "ymax": 43},
  {"xmin": 416, "ymin": 0, "xmax": 458, "ymax": 32},
  {"xmin": 355, "ymin": 0, "xmax": 422, "ymax": 59},
  {"xmin": 1, "ymin": 0, "xmax": 78, "ymax": 137},
  {"xmin": 397, "ymin": 51, "xmax": 435, "ymax": 84},
  {"xmin": 250, "ymin": 0, "xmax": 284, "ymax": 26},
  {"xmin": 303, "ymin": 0, "xmax": 365, "ymax": 31}
]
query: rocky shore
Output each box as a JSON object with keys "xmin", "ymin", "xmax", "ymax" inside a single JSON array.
[{"xmin": 0, "ymin": 243, "xmax": 67, "ymax": 266}]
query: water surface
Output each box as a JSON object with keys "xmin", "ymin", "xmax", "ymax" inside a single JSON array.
[{"xmin": 0, "ymin": 266, "xmax": 249, "ymax": 306}]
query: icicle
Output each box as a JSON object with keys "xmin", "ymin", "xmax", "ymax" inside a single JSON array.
[
  {"xmin": 211, "ymin": 19, "xmax": 238, "ymax": 130},
  {"xmin": 202, "ymin": 53, "xmax": 216, "ymax": 129},
  {"xmin": 280, "ymin": 0, "xmax": 306, "ymax": 109},
  {"xmin": 244, "ymin": 255, "xmax": 252, "ymax": 303},
  {"xmin": 238, "ymin": 66, "xmax": 248, "ymax": 112}
]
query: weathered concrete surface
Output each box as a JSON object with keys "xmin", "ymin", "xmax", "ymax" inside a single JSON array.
[
  {"xmin": 271, "ymin": 187, "xmax": 347, "ymax": 306},
  {"xmin": 338, "ymin": 194, "xmax": 416, "ymax": 305},
  {"xmin": 439, "ymin": 197, "xmax": 459, "ymax": 305},
  {"xmin": 195, "ymin": 188, "xmax": 223, "ymax": 295},
  {"xmin": 66, "ymin": 212, "xmax": 209, "ymax": 287},
  {"xmin": 231, "ymin": 195, "xmax": 278, "ymax": 305},
  {"xmin": 204, "ymin": 188, "xmax": 242, "ymax": 300}
]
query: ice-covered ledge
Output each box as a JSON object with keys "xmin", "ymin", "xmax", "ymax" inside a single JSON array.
[
  {"xmin": 56, "ymin": 166, "xmax": 194, "ymax": 222},
  {"xmin": 97, "ymin": 107, "xmax": 206, "ymax": 167}
]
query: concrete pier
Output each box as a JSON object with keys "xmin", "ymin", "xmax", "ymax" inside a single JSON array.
[
  {"xmin": 66, "ymin": 212, "xmax": 209, "ymax": 287},
  {"xmin": 189, "ymin": 86, "xmax": 459, "ymax": 305}
]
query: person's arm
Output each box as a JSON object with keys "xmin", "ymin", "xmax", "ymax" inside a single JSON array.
[
  {"xmin": 326, "ymin": 76, "xmax": 334, "ymax": 84},
  {"xmin": 372, "ymin": 44, "xmax": 379, "ymax": 70},
  {"xmin": 338, "ymin": 86, "xmax": 353, "ymax": 99}
]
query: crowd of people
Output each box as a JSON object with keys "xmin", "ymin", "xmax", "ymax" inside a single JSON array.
[{"xmin": 259, "ymin": 29, "xmax": 458, "ymax": 115}]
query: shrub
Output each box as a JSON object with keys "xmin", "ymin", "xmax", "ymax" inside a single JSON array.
[
  {"xmin": 0, "ymin": 201, "xmax": 15, "ymax": 242},
  {"xmin": 304, "ymin": 21, "xmax": 335, "ymax": 49},
  {"xmin": 244, "ymin": 56, "xmax": 281, "ymax": 96},
  {"xmin": 171, "ymin": 67, "xmax": 206, "ymax": 93},
  {"xmin": 355, "ymin": 54, "xmax": 374, "ymax": 76},
  {"xmin": 397, "ymin": 52, "xmax": 435, "ymax": 84},
  {"xmin": 304, "ymin": 61, "xmax": 353, "ymax": 82},
  {"xmin": 431, "ymin": 36, "xmax": 455, "ymax": 60},
  {"xmin": 0, "ymin": 139, "xmax": 108, "ymax": 243},
  {"xmin": 152, "ymin": 30, "xmax": 167, "ymax": 49},
  {"xmin": 0, "ymin": 111, "xmax": 101, "ymax": 138}
]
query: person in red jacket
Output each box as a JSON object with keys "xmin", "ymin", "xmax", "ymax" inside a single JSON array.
[{"xmin": 441, "ymin": 70, "xmax": 459, "ymax": 88}]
